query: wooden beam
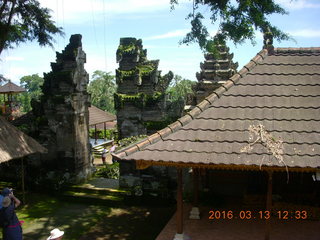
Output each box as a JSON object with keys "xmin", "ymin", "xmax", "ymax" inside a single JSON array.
[
  {"xmin": 265, "ymin": 170, "xmax": 273, "ymax": 240},
  {"xmin": 177, "ymin": 168, "xmax": 183, "ymax": 234},
  {"xmin": 21, "ymin": 157, "xmax": 25, "ymax": 204},
  {"xmin": 94, "ymin": 124, "xmax": 97, "ymax": 144},
  {"xmin": 104, "ymin": 122, "xmax": 106, "ymax": 140}
]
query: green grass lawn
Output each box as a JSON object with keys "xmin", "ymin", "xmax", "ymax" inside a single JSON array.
[{"xmin": 0, "ymin": 193, "xmax": 175, "ymax": 240}]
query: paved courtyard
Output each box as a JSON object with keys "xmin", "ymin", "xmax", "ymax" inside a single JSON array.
[{"xmin": 156, "ymin": 205, "xmax": 320, "ymax": 240}]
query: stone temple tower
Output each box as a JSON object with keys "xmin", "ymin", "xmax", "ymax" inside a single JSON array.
[
  {"xmin": 34, "ymin": 34, "xmax": 91, "ymax": 182},
  {"xmin": 187, "ymin": 43, "xmax": 238, "ymax": 107},
  {"xmin": 115, "ymin": 37, "xmax": 175, "ymax": 139}
]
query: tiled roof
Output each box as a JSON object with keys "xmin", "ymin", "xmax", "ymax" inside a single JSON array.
[
  {"xmin": 113, "ymin": 47, "xmax": 320, "ymax": 170},
  {"xmin": 0, "ymin": 81, "xmax": 26, "ymax": 93},
  {"xmin": 0, "ymin": 116, "xmax": 47, "ymax": 163},
  {"xmin": 89, "ymin": 106, "xmax": 116, "ymax": 126}
]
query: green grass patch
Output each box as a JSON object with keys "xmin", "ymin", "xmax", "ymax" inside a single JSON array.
[{"xmin": 0, "ymin": 192, "xmax": 175, "ymax": 240}]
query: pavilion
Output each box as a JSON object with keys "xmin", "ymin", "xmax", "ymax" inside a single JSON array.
[
  {"xmin": 89, "ymin": 106, "xmax": 116, "ymax": 145},
  {"xmin": 0, "ymin": 115, "xmax": 47, "ymax": 201},
  {"xmin": 113, "ymin": 46, "xmax": 320, "ymax": 240},
  {"xmin": 0, "ymin": 80, "xmax": 26, "ymax": 119}
]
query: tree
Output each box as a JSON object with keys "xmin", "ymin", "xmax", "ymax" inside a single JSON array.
[
  {"xmin": 18, "ymin": 74, "xmax": 44, "ymax": 112},
  {"xmin": 170, "ymin": 0, "xmax": 290, "ymax": 52},
  {"xmin": 0, "ymin": 0, "xmax": 63, "ymax": 55},
  {"xmin": 0, "ymin": 74, "xmax": 8, "ymax": 85},
  {"xmin": 88, "ymin": 71, "xmax": 117, "ymax": 114},
  {"xmin": 166, "ymin": 74, "xmax": 195, "ymax": 102}
]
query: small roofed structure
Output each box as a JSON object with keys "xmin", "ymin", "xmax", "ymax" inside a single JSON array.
[
  {"xmin": 0, "ymin": 115, "xmax": 47, "ymax": 202},
  {"xmin": 89, "ymin": 106, "xmax": 116, "ymax": 145},
  {"xmin": 113, "ymin": 46, "xmax": 320, "ymax": 240},
  {"xmin": 89, "ymin": 106, "xmax": 116, "ymax": 127},
  {"xmin": 0, "ymin": 116, "xmax": 47, "ymax": 163},
  {"xmin": 0, "ymin": 80, "xmax": 26, "ymax": 120}
]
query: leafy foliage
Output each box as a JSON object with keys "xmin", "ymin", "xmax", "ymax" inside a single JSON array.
[
  {"xmin": 88, "ymin": 71, "xmax": 117, "ymax": 114},
  {"xmin": 17, "ymin": 74, "xmax": 44, "ymax": 112},
  {"xmin": 0, "ymin": 0, "xmax": 63, "ymax": 55},
  {"xmin": 117, "ymin": 135, "xmax": 148, "ymax": 150},
  {"xmin": 94, "ymin": 162, "xmax": 120, "ymax": 179},
  {"xmin": 166, "ymin": 74, "xmax": 195, "ymax": 102},
  {"xmin": 170, "ymin": 0, "xmax": 290, "ymax": 52},
  {"xmin": 0, "ymin": 74, "xmax": 8, "ymax": 85}
]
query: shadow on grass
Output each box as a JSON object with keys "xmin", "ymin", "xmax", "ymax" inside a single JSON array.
[
  {"xmin": 2, "ymin": 193, "xmax": 175, "ymax": 240},
  {"xmin": 79, "ymin": 206, "xmax": 175, "ymax": 240}
]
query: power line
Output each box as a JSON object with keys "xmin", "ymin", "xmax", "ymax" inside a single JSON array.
[{"xmin": 102, "ymin": 0, "xmax": 107, "ymax": 71}]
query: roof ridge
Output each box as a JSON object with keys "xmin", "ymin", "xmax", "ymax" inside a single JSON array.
[
  {"xmin": 275, "ymin": 47, "xmax": 320, "ymax": 53},
  {"xmin": 113, "ymin": 49, "xmax": 268, "ymax": 160}
]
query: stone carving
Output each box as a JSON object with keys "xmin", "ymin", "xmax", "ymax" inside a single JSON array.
[
  {"xmin": 115, "ymin": 37, "xmax": 179, "ymax": 139},
  {"xmin": 187, "ymin": 42, "xmax": 238, "ymax": 106},
  {"xmin": 34, "ymin": 34, "xmax": 91, "ymax": 182},
  {"xmin": 263, "ymin": 27, "xmax": 275, "ymax": 55}
]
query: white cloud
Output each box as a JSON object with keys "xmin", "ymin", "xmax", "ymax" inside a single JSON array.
[
  {"xmin": 289, "ymin": 29, "xmax": 320, "ymax": 37},
  {"xmin": 1, "ymin": 67, "xmax": 30, "ymax": 84},
  {"xmin": 276, "ymin": 0, "xmax": 320, "ymax": 10},
  {"xmin": 145, "ymin": 29, "xmax": 189, "ymax": 40},
  {"xmin": 4, "ymin": 56, "xmax": 24, "ymax": 61},
  {"xmin": 85, "ymin": 55, "xmax": 117, "ymax": 79},
  {"xmin": 39, "ymin": 0, "xmax": 172, "ymax": 22}
]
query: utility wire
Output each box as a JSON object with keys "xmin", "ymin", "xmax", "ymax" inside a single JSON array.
[{"xmin": 102, "ymin": 0, "xmax": 107, "ymax": 71}]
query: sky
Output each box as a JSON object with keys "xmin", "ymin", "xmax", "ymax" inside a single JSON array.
[{"xmin": 0, "ymin": 0, "xmax": 320, "ymax": 85}]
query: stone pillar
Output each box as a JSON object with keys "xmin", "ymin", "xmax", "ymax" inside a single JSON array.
[{"xmin": 36, "ymin": 34, "xmax": 91, "ymax": 182}]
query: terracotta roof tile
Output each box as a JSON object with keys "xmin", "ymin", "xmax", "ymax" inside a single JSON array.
[
  {"xmin": 124, "ymin": 145, "xmax": 139, "ymax": 156},
  {"xmin": 168, "ymin": 121, "xmax": 183, "ymax": 133},
  {"xmin": 148, "ymin": 133, "xmax": 161, "ymax": 144},
  {"xmin": 238, "ymin": 67, "xmax": 249, "ymax": 77},
  {"xmin": 157, "ymin": 127, "xmax": 173, "ymax": 139},
  {"xmin": 187, "ymin": 106, "xmax": 202, "ymax": 119},
  {"xmin": 246, "ymin": 60, "xmax": 257, "ymax": 70},
  {"xmin": 213, "ymin": 86, "xmax": 226, "ymax": 98},
  {"xmin": 205, "ymin": 93, "xmax": 219, "ymax": 104},
  {"xmin": 177, "ymin": 114, "xmax": 193, "ymax": 126},
  {"xmin": 196, "ymin": 100, "xmax": 211, "ymax": 112},
  {"xmin": 136, "ymin": 139, "xmax": 150, "ymax": 151},
  {"xmin": 229, "ymin": 74, "xmax": 241, "ymax": 84},
  {"xmin": 222, "ymin": 80, "xmax": 234, "ymax": 90}
]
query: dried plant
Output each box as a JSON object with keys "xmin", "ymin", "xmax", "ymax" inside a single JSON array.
[{"xmin": 241, "ymin": 123, "xmax": 289, "ymax": 182}]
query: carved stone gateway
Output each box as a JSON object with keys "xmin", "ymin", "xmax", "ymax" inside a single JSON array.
[
  {"xmin": 35, "ymin": 34, "xmax": 91, "ymax": 182},
  {"xmin": 115, "ymin": 37, "xmax": 176, "ymax": 139},
  {"xmin": 187, "ymin": 43, "xmax": 238, "ymax": 106}
]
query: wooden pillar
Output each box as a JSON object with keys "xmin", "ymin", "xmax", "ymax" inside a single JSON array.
[
  {"xmin": 104, "ymin": 122, "xmax": 106, "ymax": 140},
  {"xmin": 177, "ymin": 168, "xmax": 183, "ymax": 234},
  {"xmin": 193, "ymin": 168, "xmax": 199, "ymax": 207},
  {"xmin": 189, "ymin": 168, "xmax": 200, "ymax": 219},
  {"xmin": 265, "ymin": 171, "xmax": 273, "ymax": 240},
  {"xmin": 94, "ymin": 124, "xmax": 97, "ymax": 144},
  {"xmin": 21, "ymin": 158, "xmax": 25, "ymax": 204}
]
